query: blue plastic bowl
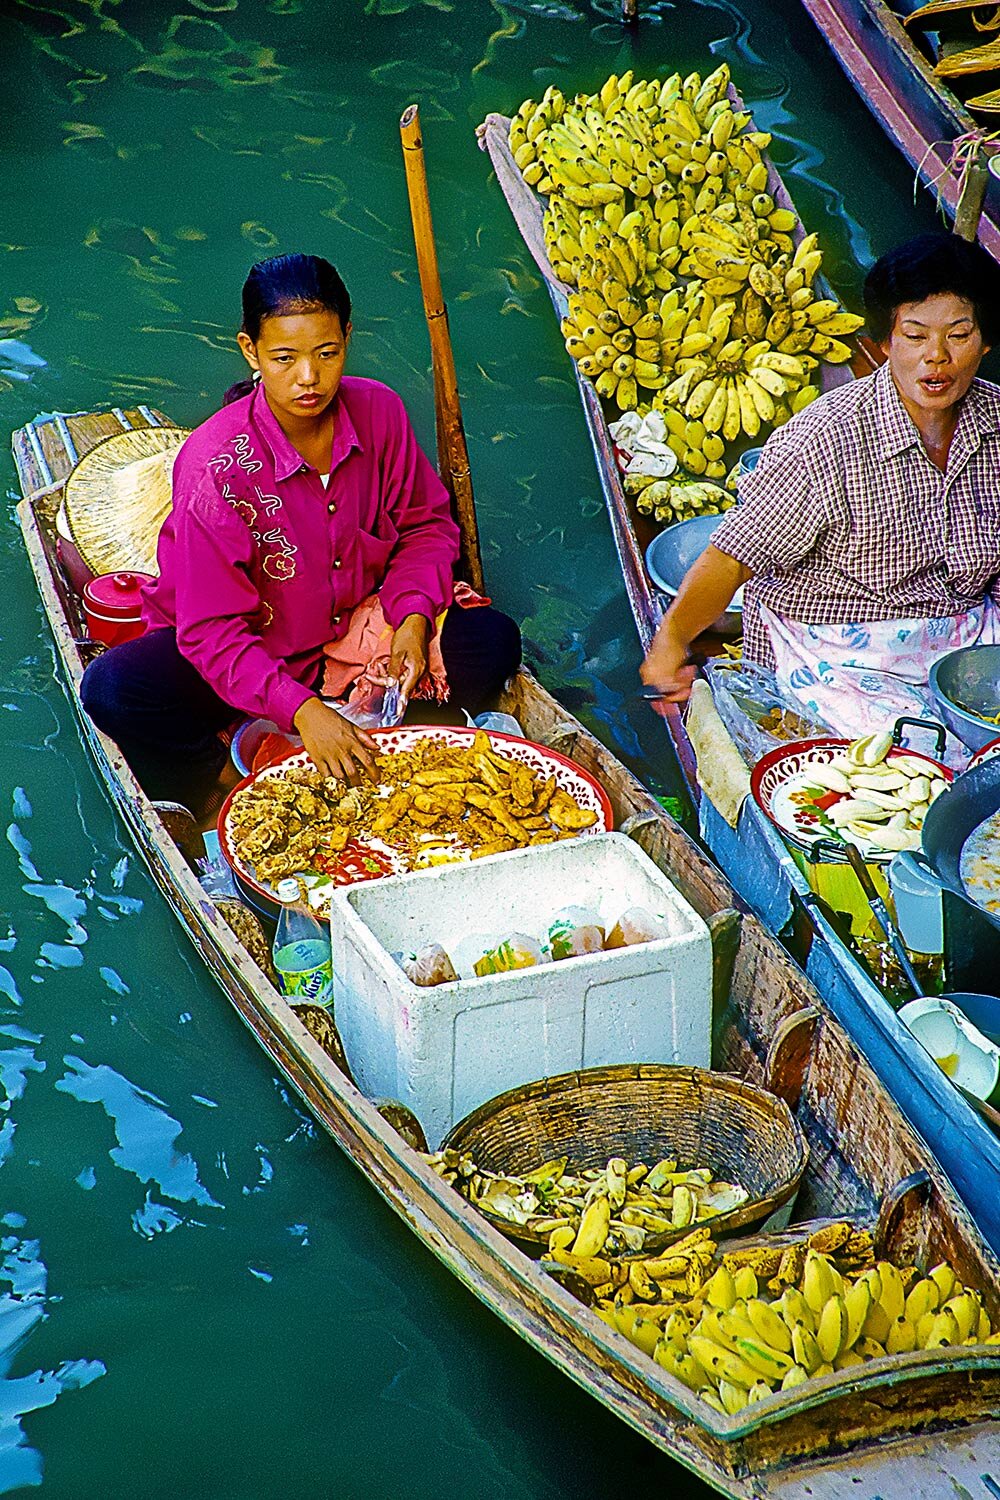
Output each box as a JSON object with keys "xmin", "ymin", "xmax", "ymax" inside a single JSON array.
[
  {"xmin": 645, "ymin": 514, "xmax": 743, "ymax": 632},
  {"xmin": 928, "ymin": 644, "xmax": 1000, "ymax": 752}
]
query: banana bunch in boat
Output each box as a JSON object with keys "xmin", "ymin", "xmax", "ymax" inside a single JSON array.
[
  {"xmin": 424, "ymin": 1150, "xmax": 747, "ymax": 1254},
  {"xmin": 678, "ymin": 216, "xmax": 863, "ymax": 364},
  {"xmin": 583, "ymin": 1220, "xmax": 998, "ymax": 1413},
  {"xmin": 801, "ymin": 731, "xmax": 948, "ymax": 853},
  {"xmin": 627, "ymin": 472, "xmax": 733, "ymax": 524},
  {"xmin": 509, "ymin": 66, "xmax": 864, "ymax": 430}
]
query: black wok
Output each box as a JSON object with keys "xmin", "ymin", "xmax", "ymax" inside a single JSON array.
[{"xmin": 921, "ymin": 753, "xmax": 1000, "ymax": 931}]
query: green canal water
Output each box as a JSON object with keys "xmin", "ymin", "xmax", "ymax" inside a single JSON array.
[{"xmin": 0, "ymin": 1, "xmax": 941, "ymax": 1494}]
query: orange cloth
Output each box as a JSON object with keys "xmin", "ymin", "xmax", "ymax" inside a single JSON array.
[{"xmin": 320, "ymin": 582, "xmax": 490, "ymax": 707}]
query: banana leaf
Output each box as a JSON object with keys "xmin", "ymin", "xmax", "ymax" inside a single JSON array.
[
  {"xmin": 904, "ymin": 0, "xmax": 1000, "ymax": 29},
  {"xmin": 935, "ymin": 34, "xmax": 1000, "ymax": 72}
]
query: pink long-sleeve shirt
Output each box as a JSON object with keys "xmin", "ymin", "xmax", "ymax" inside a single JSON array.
[{"xmin": 142, "ymin": 377, "xmax": 460, "ymax": 732}]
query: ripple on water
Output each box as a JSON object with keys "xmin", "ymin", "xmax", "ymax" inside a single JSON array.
[
  {"xmin": 55, "ymin": 1057, "xmax": 223, "ymax": 1211},
  {"xmin": 0, "ymin": 1227, "xmax": 105, "ymax": 1493}
]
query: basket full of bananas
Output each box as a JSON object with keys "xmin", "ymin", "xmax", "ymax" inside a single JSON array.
[{"xmin": 431, "ymin": 1063, "xmax": 808, "ymax": 1254}]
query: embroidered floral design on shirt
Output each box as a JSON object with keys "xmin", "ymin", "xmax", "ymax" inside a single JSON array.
[
  {"xmin": 260, "ymin": 525, "xmax": 297, "ymax": 582},
  {"xmin": 220, "ymin": 483, "xmax": 258, "ymax": 530},
  {"xmin": 213, "ymin": 440, "xmax": 294, "ymax": 578},
  {"xmin": 264, "ymin": 552, "xmax": 296, "ymax": 581}
]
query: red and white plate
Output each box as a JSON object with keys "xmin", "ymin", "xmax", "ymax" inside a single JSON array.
[
  {"xmin": 219, "ymin": 724, "xmax": 614, "ymax": 915},
  {"xmin": 969, "ymin": 738, "xmax": 1000, "ymax": 771},
  {"xmin": 750, "ymin": 737, "xmax": 952, "ymax": 864}
]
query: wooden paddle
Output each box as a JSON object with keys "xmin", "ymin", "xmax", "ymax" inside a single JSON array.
[{"xmin": 399, "ymin": 104, "xmax": 485, "ymax": 593}]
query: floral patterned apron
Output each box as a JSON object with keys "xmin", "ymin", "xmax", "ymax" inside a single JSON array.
[{"xmin": 761, "ymin": 601, "xmax": 1000, "ymax": 766}]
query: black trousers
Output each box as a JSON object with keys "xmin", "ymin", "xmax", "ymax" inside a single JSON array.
[{"xmin": 81, "ymin": 606, "xmax": 522, "ymax": 805}]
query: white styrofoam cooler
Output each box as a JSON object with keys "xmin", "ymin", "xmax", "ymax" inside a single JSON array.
[{"xmin": 328, "ymin": 832, "xmax": 712, "ymax": 1148}]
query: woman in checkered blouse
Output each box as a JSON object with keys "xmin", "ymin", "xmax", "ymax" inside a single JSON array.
[{"xmin": 641, "ymin": 233, "xmax": 1000, "ymax": 742}]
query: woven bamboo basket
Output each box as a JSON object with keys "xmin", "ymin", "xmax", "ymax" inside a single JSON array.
[{"xmin": 443, "ymin": 1063, "xmax": 809, "ymax": 1253}]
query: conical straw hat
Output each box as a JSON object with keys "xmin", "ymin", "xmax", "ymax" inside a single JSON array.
[{"xmin": 63, "ymin": 426, "xmax": 190, "ymax": 577}]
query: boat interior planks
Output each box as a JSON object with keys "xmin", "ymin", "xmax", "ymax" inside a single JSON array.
[
  {"xmin": 480, "ymin": 110, "xmax": 1000, "ymax": 1257},
  {"xmin": 12, "ymin": 406, "xmax": 1000, "ymax": 1495},
  {"xmin": 799, "ymin": 0, "xmax": 1000, "ymax": 259}
]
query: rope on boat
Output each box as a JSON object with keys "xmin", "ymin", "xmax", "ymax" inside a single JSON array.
[{"xmin": 915, "ymin": 127, "xmax": 999, "ymax": 217}]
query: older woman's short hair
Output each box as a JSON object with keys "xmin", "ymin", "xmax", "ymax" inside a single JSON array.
[{"xmin": 863, "ymin": 233, "xmax": 1000, "ymax": 345}]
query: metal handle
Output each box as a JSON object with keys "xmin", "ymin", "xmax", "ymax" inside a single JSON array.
[
  {"xmin": 844, "ymin": 843, "xmax": 923, "ymax": 998},
  {"xmin": 892, "ymin": 715, "xmax": 947, "ymax": 759}
]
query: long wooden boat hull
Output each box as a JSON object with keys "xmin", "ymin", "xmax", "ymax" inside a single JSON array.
[
  {"xmin": 800, "ymin": 0, "xmax": 1000, "ymax": 260},
  {"xmin": 12, "ymin": 406, "xmax": 1000, "ymax": 1496},
  {"xmin": 479, "ymin": 114, "xmax": 1000, "ymax": 1255}
]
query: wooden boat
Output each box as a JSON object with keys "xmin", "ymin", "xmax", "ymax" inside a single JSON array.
[
  {"xmin": 13, "ymin": 113, "xmax": 1000, "ymax": 1496},
  {"xmin": 799, "ymin": 0, "xmax": 1000, "ymax": 259},
  {"xmin": 479, "ymin": 110, "xmax": 1000, "ymax": 1254}
]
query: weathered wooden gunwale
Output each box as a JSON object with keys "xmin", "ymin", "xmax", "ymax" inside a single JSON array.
[
  {"xmin": 480, "ymin": 112, "xmax": 1000, "ymax": 1254},
  {"xmin": 12, "ymin": 406, "xmax": 1000, "ymax": 1498},
  {"xmin": 799, "ymin": 0, "xmax": 1000, "ymax": 262}
]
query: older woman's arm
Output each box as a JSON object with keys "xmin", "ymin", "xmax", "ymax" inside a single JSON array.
[{"xmin": 641, "ymin": 546, "xmax": 751, "ymax": 702}]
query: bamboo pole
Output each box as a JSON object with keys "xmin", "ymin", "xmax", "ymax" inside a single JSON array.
[
  {"xmin": 399, "ymin": 103, "xmax": 485, "ymax": 593},
  {"xmin": 954, "ymin": 140, "xmax": 990, "ymax": 243}
]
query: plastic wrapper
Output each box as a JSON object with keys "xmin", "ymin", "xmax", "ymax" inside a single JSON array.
[
  {"xmin": 473, "ymin": 934, "xmax": 549, "ymax": 978},
  {"xmin": 401, "ymin": 942, "xmax": 458, "ymax": 988},
  {"xmin": 605, "ymin": 906, "xmax": 671, "ymax": 949},
  {"xmin": 547, "ymin": 905, "xmax": 605, "ymax": 961},
  {"xmin": 702, "ymin": 658, "xmax": 833, "ymax": 766},
  {"xmin": 323, "ymin": 676, "xmax": 406, "ymax": 731}
]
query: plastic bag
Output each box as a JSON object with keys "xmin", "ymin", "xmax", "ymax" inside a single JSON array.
[
  {"xmin": 703, "ymin": 658, "xmax": 833, "ymax": 765},
  {"xmin": 547, "ymin": 906, "xmax": 605, "ymax": 961},
  {"xmin": 605, "ymin": 906, "xmax": 672, "ymax": 949},
  {"xmin": 323, "ymin": 676, "xmax": 407, "ymax": 731},
  {"xmin": 401, "ymin": 942, "xmax": 458, "ymax": 988},
  {"xmin": 473, "ymin": 934, "xmax": 549, "ymax": 977}
]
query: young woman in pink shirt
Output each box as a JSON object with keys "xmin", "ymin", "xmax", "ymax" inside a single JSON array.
[{"xmin": 82, "ymin": 254, "xmax": 520, "ymax": 814}]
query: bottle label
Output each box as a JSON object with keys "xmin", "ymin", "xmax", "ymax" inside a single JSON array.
[{"xmin": 274, "ymin": 939, "xmax": 334, "ymax": 1006}]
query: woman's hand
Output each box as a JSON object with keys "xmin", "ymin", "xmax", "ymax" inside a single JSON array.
[
  {"xmin": 640, "ymin": 546, "xmax": 751, "ymax": 711},
  {"xmin": 640, "ymin": 625, "xmax": 697, "ymax": 710},
  {"xmin": 388, "ymin": 613, "xmax": 432, "ymax": 699},
  {"xmin": 292, "ymin": 697, "xmax": 379, "ymax": 785}
]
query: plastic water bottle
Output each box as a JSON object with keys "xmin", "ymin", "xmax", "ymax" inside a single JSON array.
[{"xmin": 272, "ymin": 879, "xmax": 334, "ymax": 1007}]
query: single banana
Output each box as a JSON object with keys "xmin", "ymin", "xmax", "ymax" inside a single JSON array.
[
  {"xmin": 817, "ymin": 1295, "xmax": 849, "ymax": 1363},
  {"xmin": 571, "ymin": 1194, "xmax": 611, "ymax": 1257}
]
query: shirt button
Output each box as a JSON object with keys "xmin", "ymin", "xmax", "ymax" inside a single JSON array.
[
  {"xmin": 333, "ymin": 557, "xmax": 342, "ymax": 569},
  {"xmin": 328, "ymin": 501, "xmax": 336, "ymax": 514}
]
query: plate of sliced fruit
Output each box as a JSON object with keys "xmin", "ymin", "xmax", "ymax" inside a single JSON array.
[{"xmin": 751, "ymin": 730, "xmax": 952, "ymax": 862}]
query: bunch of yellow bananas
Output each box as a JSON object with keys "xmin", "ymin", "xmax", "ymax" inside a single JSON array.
[
  {"xmin": 578, "ymin": 1219, "xmax": 999, "ymax": 1415},
  {"xmin": 627, "ymin": 473, "xmax": 733, "ymax": 524},
  {"xmin": 508, "ymin": 65, "xmax": 866, "ymax": 480}
]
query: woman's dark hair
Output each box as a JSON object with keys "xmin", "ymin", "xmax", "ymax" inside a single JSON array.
[
  {"xmin": 863, "ymin": 233, "xmax": 1000, "ymax": 345},
  {"xmin": 223, "ymin": 253, "xmax": 352, "ymax": 404}
]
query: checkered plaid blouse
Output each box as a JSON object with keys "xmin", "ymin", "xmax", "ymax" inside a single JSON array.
[{"xmin": 711, "ymin": 363, "xmax": 1000, "ymax": 668}]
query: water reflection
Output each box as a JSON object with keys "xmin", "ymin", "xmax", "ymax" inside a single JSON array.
[{"xmin": 55, "ymin": 1057, "xmax": 222, "ymax": 1210}]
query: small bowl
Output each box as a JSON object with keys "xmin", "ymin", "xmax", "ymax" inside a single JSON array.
[
  {"xmin": 928, "ymin": 644, "xmax": 1000, "ymax": 751},
  {"xmin": 231, "ymin": 718, "xmax": 300, "ymax": 777},
  {"xmin": 645, "ymin": 514, "xmax": 743, "ymax": 634}
]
